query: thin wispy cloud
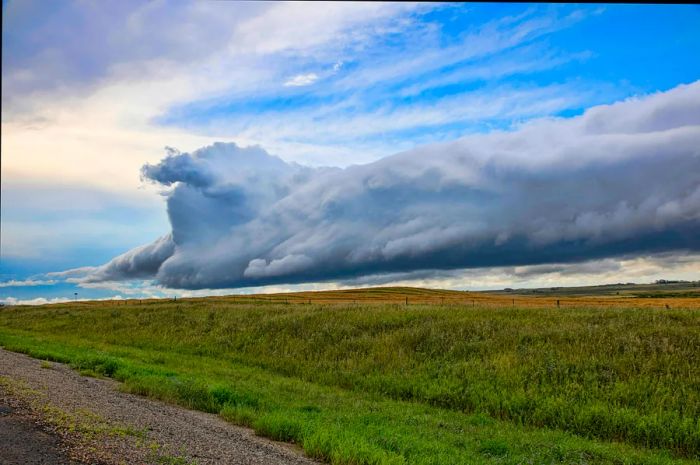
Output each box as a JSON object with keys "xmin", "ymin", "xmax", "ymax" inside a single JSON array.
[
  {"xmin": 155, "ymin": 5, "xmax": 609, "ymax": 166},
  {"xmin": 284, "ymin": 73, "xmax": 320, "ymax": 87},
  {"xmin": 0, "ymin": 279, "xmax": 56, "ymax": 288}
]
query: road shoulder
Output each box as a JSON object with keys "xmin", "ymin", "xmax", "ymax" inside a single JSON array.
[{"xmin": 0, "ymin": 348, "xmax": 319, "ymax": 465}]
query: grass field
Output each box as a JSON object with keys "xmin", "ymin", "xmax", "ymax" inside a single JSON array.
[
  {"xmin": 485, "ymin": 281, "xmax": 700, "ymax": 299},
  {"xmin": 1, "ymin": 287, "xmax": 699, "ymax": 464}
]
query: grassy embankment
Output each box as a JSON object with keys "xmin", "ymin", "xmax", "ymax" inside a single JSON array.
[{"xmin": 1, "ymin": 287, "xmax": 699, "ymax": 464}]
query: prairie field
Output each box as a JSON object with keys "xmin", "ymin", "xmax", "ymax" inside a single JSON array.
[{"xmin": 1, "ymin": 287, "xmax": 699, "ymax": 464}]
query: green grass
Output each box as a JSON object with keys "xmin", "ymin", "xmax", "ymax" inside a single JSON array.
[{"xmin": 1, "ymin": 298, "xmax": 699, "ymax": 464}]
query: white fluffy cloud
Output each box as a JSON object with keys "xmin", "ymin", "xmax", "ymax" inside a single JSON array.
[{"xmin": 70, "ymin": 81, "xmax": 700, "ymax": 289}]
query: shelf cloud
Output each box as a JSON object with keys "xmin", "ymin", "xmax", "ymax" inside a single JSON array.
[{"xmin": 78, "ymin": 81, "xmax": 700, "ymax": 289}]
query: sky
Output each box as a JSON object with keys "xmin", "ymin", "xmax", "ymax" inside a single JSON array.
[{"xmin": 1, "ymin": 2, "xmax": 699, "ymax": 304}]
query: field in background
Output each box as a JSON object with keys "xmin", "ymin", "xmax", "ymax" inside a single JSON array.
[
  {"xmin": 48, "ymin": 284, "xmax": 700, "ymax": 309},
  {"xmin": 485, "ymin": 281, "xmax": 700, "ymax": 299},
  {"xmin": 1, "ymin": 287, "xmax": 699, "ymax": 464}
]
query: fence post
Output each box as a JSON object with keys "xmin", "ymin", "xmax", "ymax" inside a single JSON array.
[
  {"xmin": 557, "ymin": 300, "xmax": 560, "ymax": 308},
  {"xmin": 405, "ymin": 296, "xmax": 408, "ymax": 306}
]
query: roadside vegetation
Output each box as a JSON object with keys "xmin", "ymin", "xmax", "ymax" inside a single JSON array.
[{"xmin": 1, "ymin": 288, "xmax": 699, "ymax": 464}]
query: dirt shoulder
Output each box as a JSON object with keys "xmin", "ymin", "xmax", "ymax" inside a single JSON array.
[
  {"xmin": 0, "ymin": 348, "xmax": 319, "ymax": 465},
  {"xmin": 0, "ymin": 399, "xmax": 81, "ymax": 465}
]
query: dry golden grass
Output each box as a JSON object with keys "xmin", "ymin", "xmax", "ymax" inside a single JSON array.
[{"xmin": 55, "ymin": 286, "xmax": 700, "ymax": 309}]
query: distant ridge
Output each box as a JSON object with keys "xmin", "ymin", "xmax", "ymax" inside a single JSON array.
[{"xmin": 15, "ymin": 284, "xmax": 700, "ymax": 308}]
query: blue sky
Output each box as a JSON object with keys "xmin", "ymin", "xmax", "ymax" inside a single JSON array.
[{"xmin": 2, "ymin": 2, "xmax": 699, "ymax": 303}]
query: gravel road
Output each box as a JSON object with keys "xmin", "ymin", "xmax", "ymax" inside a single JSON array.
[
  {"xmin": 0, "ymin": 348, "xmax": 320, "ymax": 465},
  {"xmin": 0, "ymin": 400, "xmax": 80, "ymax": 465}
]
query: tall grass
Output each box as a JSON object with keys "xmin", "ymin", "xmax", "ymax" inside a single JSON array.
[{"xmin": 1, "ymin": 299, "xmax": 698, "ymax": 463}]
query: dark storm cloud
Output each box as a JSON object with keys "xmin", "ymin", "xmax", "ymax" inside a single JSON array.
[
  {"xmin": 83, "ymin": 235, "xmax": 175, "ymax": 282},
  {"xmin": 80, "ymin": 82, "xmax": 700, "ymax": 289}
]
